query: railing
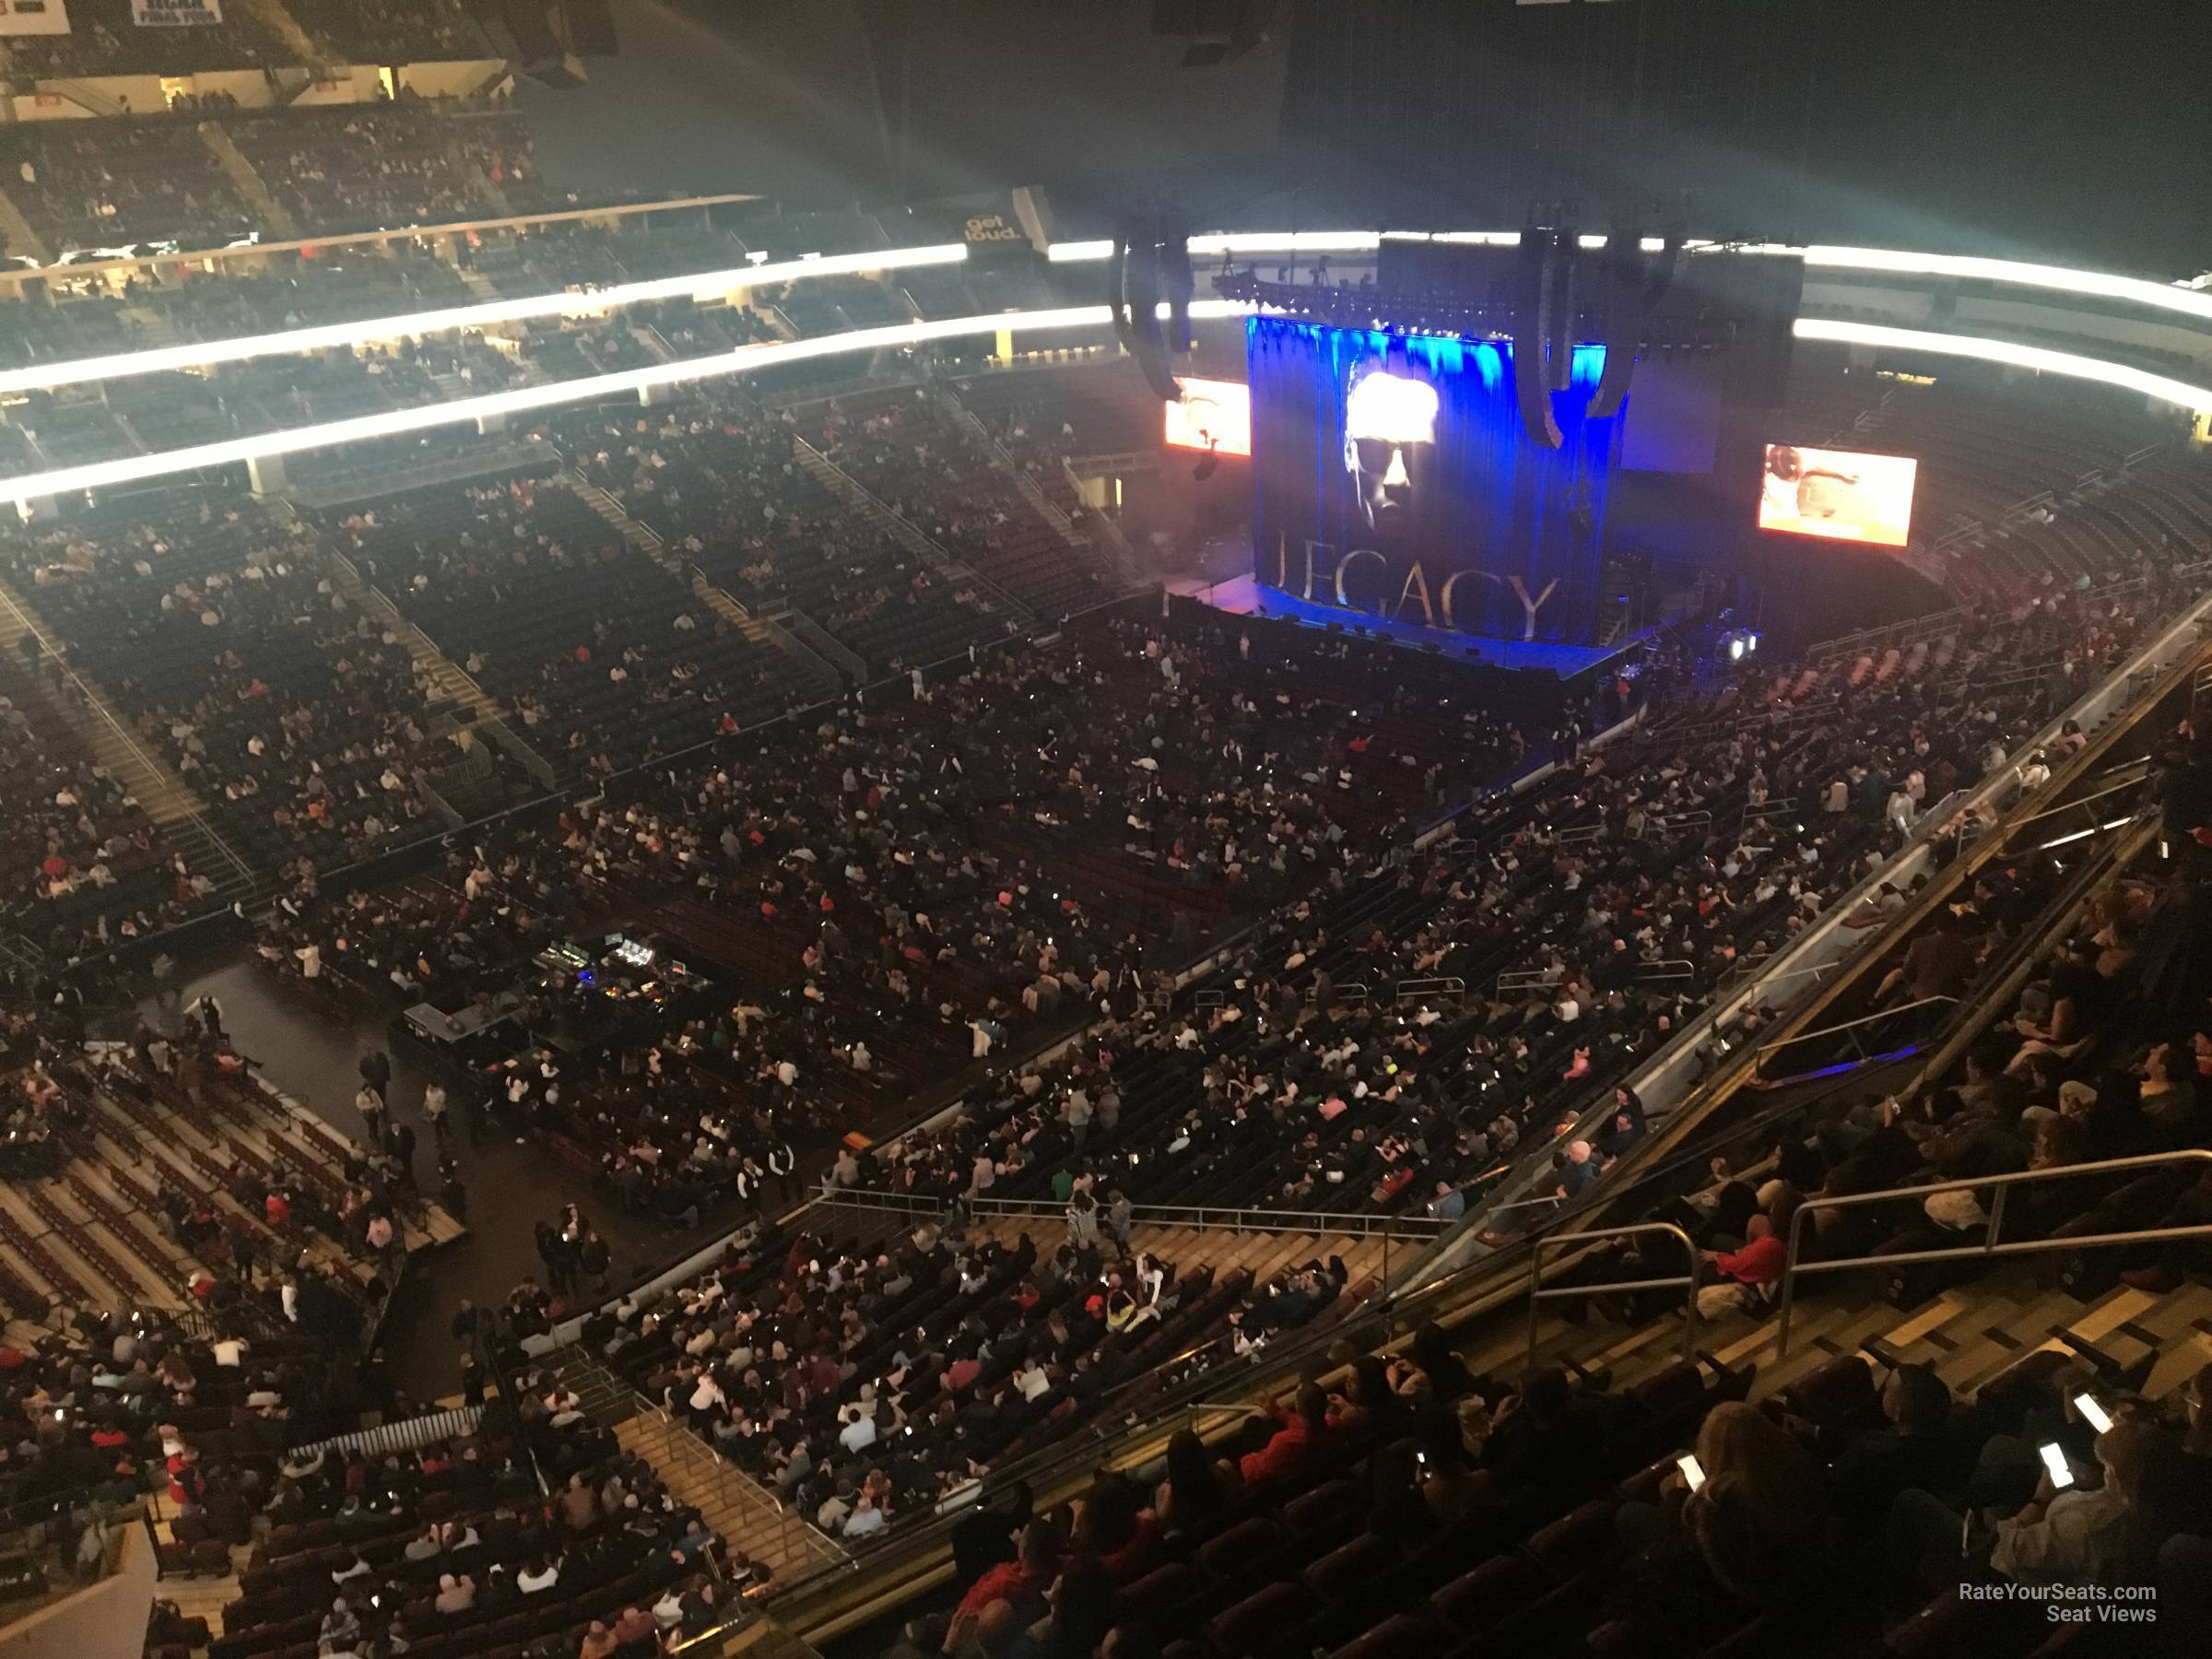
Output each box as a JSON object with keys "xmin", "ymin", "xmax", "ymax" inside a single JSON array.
[
  {"xmin": 1061, "ymin": 455, "xmax": 1146, "ymax": 584},
  {"xmin": 561, "ymin": 1353, "xmax": 851, "ymax": 1583},
  {"xmin": 773, "ymin": 606, "xmax": 870, "ymax": 685},
  {"xmin": 1409, "ymin": 576, "xmax": 2212, "ymax": 1291},
  {"xmin": 1750, "ymin": 993, "xmax": 1959, "ymax": 1065},
  {"xmin": 1394, "ymin": 975, "xmax": 1466, "ymax": 1005},
  {"xmin": 290, "ymin": 1404, "xmax": 485, "ymax": 1460},
  {"xmin": 1306, "ymin": 981, "xmax": 1369, "ymax": 1007},
  {"xmin": 1524, "ymin": 1220, "xmax": 1701, "ymax": 1368},
  {"xmin": 1496, "ymin": 965, "xmax": 1565, "ymax": 995},
  {"xmin": 281, "ymin": 437, "xmax": 554, "ymax": 509},
  {"xmin": 1774, "ymin": 1149, "xmax": 2212, "ymax": 1359},
  {"xmin": 816, "ymin": 1187, "xmax": 1452, "ymax": 1241}
]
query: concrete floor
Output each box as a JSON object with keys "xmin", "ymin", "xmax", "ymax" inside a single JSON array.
[{"xmin": 145, "ymin": 950, "xmax": 688, "ymax": 1404}]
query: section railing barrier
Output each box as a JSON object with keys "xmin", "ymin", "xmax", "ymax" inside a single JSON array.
[
  {"xmin": 560, "ymin": 1352, "xmax": 852, "ymax": 1582},
  {"xmin": 1496, "ymin": 966, "xmax": 1565, "ymax": 996},
  {"xmin": 1998, "ymin": 771, "xmax": 2153, "ymax": 836},
  {"xmin": 1807, "ymin": 604, "xmax": 1976, "ymax": 665},
  {"xmin": 1394, "ymin": 976, "xmax": 1466, "ymax": 1005},
  {"xmin": 1305, "ymin": 982, "xmax": 1369, "ymax": 1007},
  {"xmin": 1408, "ymin": 582, "xmax": 2212, "ymax": 1296},
  {"xmin": 1750, "ymin": 993, "xmax": 1959, "ymax": 1067},
  {"xmin": 815, "ymin": 1188, "xmax": 1453, "ymax": 1242},
  {"xmin": 1775, "ymin": 1149, "xmax": 2212, "ymax": 1359},
  {"xmin": 1525, "ymin": 1220, "xmax": 1701, "ymax": 1369},
  {"xmin": 291, "ymin": 1405, "xmax": 486, "ymax": 1460}
]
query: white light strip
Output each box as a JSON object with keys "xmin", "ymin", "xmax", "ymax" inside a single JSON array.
[
  {"xmin": 1800, "ymin": 246, "xmax": 2212, "ymax": 324},
  {"xmin": 16, "ymin": 224, "xmax": 2212, "ymax": 404},
  {"xmin": 1790, "ymin": 318, "xmax": 2212, "ymax": 412},
  {"xmin": 2, "ymin": 300, "xmax": 1255, "ymax": 504},
  {"xmin": 0, "ymin": 244, "xmax": 971, "ymax": 397}
]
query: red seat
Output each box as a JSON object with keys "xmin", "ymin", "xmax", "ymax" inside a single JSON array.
[
  {"xmin": 1525, "ymin": 1496, "xmax": 1620, "ymax": 1569},
  {"xmin": 1210, "ymin": 1581, "xmax": 1317, "ymax": 1659},
  {"xmin": 1197, "ymin": 1516, "xmax": 1285, "ymax": 1583},
  {"xmin": 1120, "ymin": 1560, "xmax": 1201, "ymax": 1625},
  {"xmin": 1301, "ymin": 1531, "xmax": 1391, "ymax": 1601},
  {"xmin": 1329, "ymin": 1612, "xmax": 1443, "ymax": 1659},
  {"xmin": 1283, "ymin": 1477, "xmax": 1360, "ymax": 1537},
  {"xmin": 1631, "ymin": 1361, "xmax": 1705, "ymax": 1416},
  {"xmin": 1431, "ymin": 1550, "xmax": 1548, "ymax": 1630}
]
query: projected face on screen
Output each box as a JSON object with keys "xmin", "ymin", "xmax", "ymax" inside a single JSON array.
[{"xmin": 1343, "ymin": 368, "xmax": 1439, "ymax": 532}]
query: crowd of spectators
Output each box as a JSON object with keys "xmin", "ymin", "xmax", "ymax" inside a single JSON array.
[
  {"xmin": 856, "ymin": 577, "xmax": 2181, "ymax": 1246},
  {"xmin": 892, "ymin": 1326, "xmax": 2212, "ymax": 1659},
  {"xmin": 0, "ymin": 116, "xmax": 257, "ymax": 255},
  {"xmin": 0, "ymin": 643, "xmax": 194, "ymax": 943},
  {"xmin": 231, "ymin": 104, "xmax": 548, "ymax": 239},
  {"xmin": 0, "ymin": 99, "xmax": 546, "ymax": 260},
  {"xmin": 172, "ymin": 1355, "xmax": 742, "ymax": 1659},
  {"xmin": 0, "ymin": 492, "xmax": 447, "ymax": 876},
  {"xmin": 0, "ymin": 0, "xmax": 291, "ymax": 80},
  {"xmin": 286, "ymin": 0, "xmax": 496, "ymax": 65},
  {"xmin": 582, "ymin": 1206, "xmax": 1361, "ymax": 1547},
  {"xmin": 559, "ymin": 389, "xmax": 1015, "ymax": 677}
]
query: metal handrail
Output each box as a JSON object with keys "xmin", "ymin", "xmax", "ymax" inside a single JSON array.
[
  {"xmin": 572, "ymin": 1353, "xmax": 852, "ymax": 1578},
  {"xmin": 818, "ymin": 1188, "xmax": 1451, "ymax": 1240},
  {"xmin": 2000, "ymin": 771, "xmax": 2152, "ymax": 830},
  {"xmin": 1525, "ymin": 1220, "xmax": 1700, "ymax": 1368},
  {"xmin": 1394, "ymin": 975, "xmax": 1466, "ymax": 1004},
  {"xmin": 1807, "ymin": 605, "xmax": 1975, "ymax": 665},
  {"xmin": 1775, "ymin": 1148, "xmax": 2212, "ymax": 1357},
  {"xmin": 1305, "ymin": 982, "xmax": 1371, "ymax": 1006},
  {"xmin": 1751, "ymin": 993, "xmax": 1959, "ymax": 1058}
]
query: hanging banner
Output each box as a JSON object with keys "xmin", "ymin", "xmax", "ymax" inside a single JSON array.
[
  {"xmin": 133, "ymin": 0, "xmax": 222, "ymax": 25},
  {"xmin": 0, "ymin": 0, "xmax": 71, "ymax": 36}
]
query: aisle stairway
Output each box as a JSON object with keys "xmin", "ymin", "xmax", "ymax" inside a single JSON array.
[
  {"xmin": 294, "ymin": 513, "xmax": 501, "ymax": 726},
  {"xmin": 558, "ymin": 1355, "xmax": 850, "ymax": 1588},
  {"xmin": 198, "ymin": 122, "xmax": 299, "ymax": 242},
  {"xmin": 933, "ymin": 384, "xmax": 1140, "ymax": 594},
  {"xmin": 1493, "ymin": 1261, "xmax": 2212, "ymax": 1422},
  {"xmin": 569, "ymin": 472, "xmax": 845, "ymax": 700},
  {"xmin": 0, "ymin": 573, "xmax": 257, "ymax": 900},
  {"xmin": 0, "ymin": 182, "xmax": 51, "ymax": 267},
  {"xmin": 789, "ymin": 436, "xmax": 1023, "ymax": 614}
]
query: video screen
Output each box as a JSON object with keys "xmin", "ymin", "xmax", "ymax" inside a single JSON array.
[
  {"xmin": 1164, "ymin": 377, "xmax": 1251, "ymax": 457},
  {"xmin": 1759, "ymin": 444, "xmax": 1918, "ymax": 547},
  {"xmin": 1247, "ymin": 317, "xmax": 1623, "ymax": 641}
]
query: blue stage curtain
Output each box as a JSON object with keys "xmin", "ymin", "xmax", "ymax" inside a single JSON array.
[{"xmin": 1248, "ymin": 317, "xmax": 1623, "ymax": 644}]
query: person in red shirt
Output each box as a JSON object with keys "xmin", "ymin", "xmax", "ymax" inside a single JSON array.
[
  {"xmin": 1239, "ymin": 1382, "xmax": 1332, "ymax": 1488},
  {"xmin": 1698, "ymin": 1214, "xmax": 1789, "ymax": 1317}
]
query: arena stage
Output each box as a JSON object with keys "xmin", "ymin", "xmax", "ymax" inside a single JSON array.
[{"xmin": 1165, "ymin": 570, "xmax": 1656, "ymax": 681}]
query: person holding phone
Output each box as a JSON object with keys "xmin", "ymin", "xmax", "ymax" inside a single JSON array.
[
  {"xmin": 1989, "ymin": 1419, "xmax": 2172, "ymax": 1584},
  {"xmin": 1883, "ymin": 1418, "xmax": 2177, "ymax": 1596}
]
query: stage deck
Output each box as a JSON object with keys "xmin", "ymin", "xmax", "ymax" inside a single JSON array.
[{"xmin": 1166, "ymin": 571, "xmax": 1647, "ymax": 679}]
